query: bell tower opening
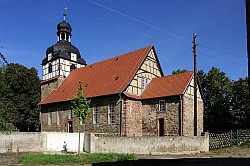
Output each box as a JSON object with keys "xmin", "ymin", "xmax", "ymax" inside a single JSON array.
[{"xmin": 70, "ymin": 64, "xmax": 76, "ymax": 72}]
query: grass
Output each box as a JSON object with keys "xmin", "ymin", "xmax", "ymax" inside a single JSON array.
[
  {"xmin": 240, "ymin": 140, "xmax": 250, "ymax": 148},
  {"xmin": 19, "ymin": 153, "xmax": 136, "ymax": 164}
]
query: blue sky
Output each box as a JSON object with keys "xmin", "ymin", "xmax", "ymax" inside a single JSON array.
[{"xmin": 0, "ymin": 0, "xmax": 247, "ymax": 80}]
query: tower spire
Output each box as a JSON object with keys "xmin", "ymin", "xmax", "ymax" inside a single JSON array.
[{"xmin": 63, "ymin": 6, "xmax": 68, "ymax": 21}]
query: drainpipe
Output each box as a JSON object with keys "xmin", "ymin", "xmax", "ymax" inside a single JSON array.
[
  {"xmin": 179, "ymin": 95, "xmax": 183, "ymax": 136},
  {"xmin": 119, "ymin": 93, "xmax": 123, "ymax": 137}
]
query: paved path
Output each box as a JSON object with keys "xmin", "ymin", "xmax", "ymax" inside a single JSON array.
[{"xmin": 0, "ymin": 153, "xmax": 19, "ymax": 166}]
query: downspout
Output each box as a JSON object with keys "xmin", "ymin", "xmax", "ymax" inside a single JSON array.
[
  {"xmin": 179, "ymin": 95, "xmax": 183, "ymax": 136},
  {"xmin": 39, "ymin": 105, "xmax": 42, "ymax": 131},
  {"xmin": 119, "ymin": 93, "xmax": 123, "ymax": 137}
]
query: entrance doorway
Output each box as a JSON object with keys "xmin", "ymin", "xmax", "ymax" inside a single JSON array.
[
  {"xmin": 68, "ymin": 121, "xmax": 73, "ymax": 133},
  {"xmin": 158, "ymin": 119, "xmax": 164, "ymax": 136}
]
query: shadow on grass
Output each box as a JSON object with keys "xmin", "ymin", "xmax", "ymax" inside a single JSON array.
[{"xmin": 92, "ymin": 158, "xmax": 250, "ymax": 166}]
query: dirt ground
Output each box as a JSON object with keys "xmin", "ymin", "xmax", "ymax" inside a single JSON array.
[{"xmin": 0, "ymin": 146, "xmax": 249, "ymax": 165}]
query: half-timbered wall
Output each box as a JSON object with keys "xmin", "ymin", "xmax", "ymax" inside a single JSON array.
[
  {"xmin": 42, "ymin": 58, "xmax": 85, "ymax": 81},
  {"xmin": 125, "ymin": 49, "xmax": 163, "ymax": 95},
  {"xmin": 184, "ymin": 76, "xmax": 202, "ymax": 100},
  {"xmin": 182, "ymin": 76, "xmax": 204, "ymax": 136}
]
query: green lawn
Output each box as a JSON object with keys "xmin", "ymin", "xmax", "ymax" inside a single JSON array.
[{"xmin": 19, "ymin": 153, "xmax": 135, "ymax": 164}]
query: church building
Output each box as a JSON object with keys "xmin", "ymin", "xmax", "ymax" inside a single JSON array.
[{"xmin": 39, "ymin": 13, "xmax": 204, "ymax": 137}]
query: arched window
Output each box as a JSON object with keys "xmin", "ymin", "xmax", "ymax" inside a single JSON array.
[
  {"xmin": 70, "ymin": 64, "xmax": 76, "ymax": 72},
  {"xmin": 48, "ymin": 63, "xmax": 52, "ymax": 73}
]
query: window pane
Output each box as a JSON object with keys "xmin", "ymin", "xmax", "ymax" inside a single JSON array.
[
  {"xmin": 93, "ymin": 106, "xmax": 98, "ymax": 124},
  {"xmin": 57, "ymin": 111, "xmax": 61, "ymax": 126},
  {"xmin": 68, "ymin": 110, "xmax": 72, "ymax": 120},
  {"xmin": 159, "ymin": 100, "xmax": 165, "ymax": 112},
  {"xmin": 48, "ymin": 112, "xmax": 52, "ymax": 125},
  {"xmin": 108, "ymin": 103, "xmax": 115, "ymax": 124},
  {"xmin": 142, "ymin": 76, "xmax": 150, "ymax": 90}
]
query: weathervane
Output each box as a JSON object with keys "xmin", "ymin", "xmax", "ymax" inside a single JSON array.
[{"xmin": 63, "ymin": 6, "xmax": 68, "ymax": 21}]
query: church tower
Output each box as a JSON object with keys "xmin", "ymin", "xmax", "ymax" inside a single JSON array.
[{"xmin": 41, "ymin": 10, "xmax": 86, "ymax": 100}]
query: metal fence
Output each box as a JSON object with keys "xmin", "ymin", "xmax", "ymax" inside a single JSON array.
[{"xmin": 209, "ymin": 130, "xmax": 239, "ymax": 149}]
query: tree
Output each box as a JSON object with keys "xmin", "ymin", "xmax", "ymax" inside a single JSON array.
[
  {"xmin": 229, "ymin": 77, "xmax": 249, "ymax": 129},
  {"xmin": 0, "ymin": 63, "xmax": 40, "ymax": 131},
  {"xmin": 0, "ymin": 64, "xmax": 9, "ymax": 131},
  {"xmin": 71, "ymin": 81, "xmax": 91, "ymax": 124},
  {"xmin": 198, "ymin": 67, "xmax": 232, "ymax": 132},
  {"xmin": 172, "ymin": 69, "xmax": 189, "ymax": 75},
  {"xmin": 198, "ymin": 67, "xmax": 250, "ymax": 132},
  {"xmin": 70, "ymin": 81, "xmax": 91, "ymax": 154}
]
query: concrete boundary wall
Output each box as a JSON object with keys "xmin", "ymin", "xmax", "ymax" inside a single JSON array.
[
  {"xmin": 0, "ymin": 132, "xmax": 209, "ymax": 155},
  {"xmin": 86, "ymin": 133, "xmax": 209, "ymax": 155},
  {"xmin": 0, "ymin": 132, "xmax": 45, "ymax": 152},
  {"xmin": 0, "ymin": 132, "xmax": 84, "ymax": 153}
]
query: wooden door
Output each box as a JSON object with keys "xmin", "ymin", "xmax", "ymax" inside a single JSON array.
[
  {"xmin": 68, "ymin": 121, "xmax": 73, "ymax": 133},
  {"xmin": 159, "ymin": 119, "xmax": 164, "ymax": 136}
]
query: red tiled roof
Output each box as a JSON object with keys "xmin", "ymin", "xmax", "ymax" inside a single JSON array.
[
  {"xmin": 39, "ymin": 46, "xmax": 153, "ymax": 105},
  {"xmin": 141, "ymin": 71, "xmax": 194, "ymax": 99}
]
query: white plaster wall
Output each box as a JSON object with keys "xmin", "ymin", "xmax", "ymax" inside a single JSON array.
[{"xmin": 45, "ymin": 132, "xmax": 85, "ymax": 152}]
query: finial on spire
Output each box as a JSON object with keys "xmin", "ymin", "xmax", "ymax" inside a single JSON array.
[{"xmin": 63, "ymin": 6, "xmax": 68, "ymax": 21}]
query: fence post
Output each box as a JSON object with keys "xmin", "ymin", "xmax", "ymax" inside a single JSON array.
[
  {"xmin": 236, "ymin": 130, "xmax": 239, "ymax": 145},
  {"xmin": 230, "ymin": 130, "xmax": 233, "ymax": 146}
]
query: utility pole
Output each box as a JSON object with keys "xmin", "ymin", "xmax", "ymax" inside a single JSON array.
[
  {"xmin": 193, "ymin": 33, "xmax": 198, "ymax": 136},
  {"xmin": 246, "ymin": 0, "xmax": 250, "ymax": 102}
]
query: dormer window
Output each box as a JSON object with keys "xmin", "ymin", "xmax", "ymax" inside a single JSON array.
[
  {"xmin": 48, "ymin": 53, "xmax": 52, "ymax": 61},
  {"xmin": 71, "ymin": 53, "xmax": 77, "ymax": 61}
]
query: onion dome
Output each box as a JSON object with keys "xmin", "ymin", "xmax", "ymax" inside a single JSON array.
[{"xmin": 57, "ymin": 20, "xmax": 72, "ymax": 36}]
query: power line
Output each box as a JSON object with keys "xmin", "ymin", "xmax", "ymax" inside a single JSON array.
[
  {"xmin": 68, "ymin": 6, "xmax": 188, "ymax": 50},
  {"xmin": 87, "ymin": 0, "xmax": 189, "ymax": 42},
  {"xmin": 199, "ymin": 52, "xmax": 244, "ymax": 66},
  {"xmin": 49, "ymin": 0, "xmax": 189, "ymax": 50},
  {"xmin": 119, "ymin": 0, "xmax": 193, "ymax": 35},
  {"xmin": 162, "ymin": 48, "xmax": 192, "ymax": 70},
  {"xmin": 199, "ymin": 44, "xmax": 246, "ymax": 59}
]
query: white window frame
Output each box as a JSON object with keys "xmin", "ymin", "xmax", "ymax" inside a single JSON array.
[
  {"xmin": 48, "ymin": 112, "xmax": 52, "ymax": 125},
  {"xmin": 92, "ymin": 105, "xmax": 98, "ymax": 124},
  {"xmin": 108, "ymin": 102, "xmax": 115, "ymax": 124},
  {"xmin": 142, "ymin": 76, "xmax": 150, "ymax": 90},
  {"xmin": 68, "ymin": 110, "xmax": 72, "ymax": 120},
  {"xmin": 159, "ymin": 100, "xmax": 166, "ymax": 112},
  {"xmin": 57, "ymin": 111, "xmax": 61, "ymax": 126}
]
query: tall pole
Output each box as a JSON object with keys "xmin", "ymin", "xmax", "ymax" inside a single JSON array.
[
  {"xmin": 246, "ymin": 0, "xmax": 250, "ymax": 102},
  {"xmin": 193, "ymin": 34, "xmax": 198, "ymax": 136}
]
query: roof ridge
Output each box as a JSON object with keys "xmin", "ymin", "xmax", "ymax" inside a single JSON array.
[
  {"xmin": 165, "ymin": 71, "xmax": 194, "ymax": 78},
  {"xmin": 82, "ymin": 45, "xmax": 153, "ymax": 68}
]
